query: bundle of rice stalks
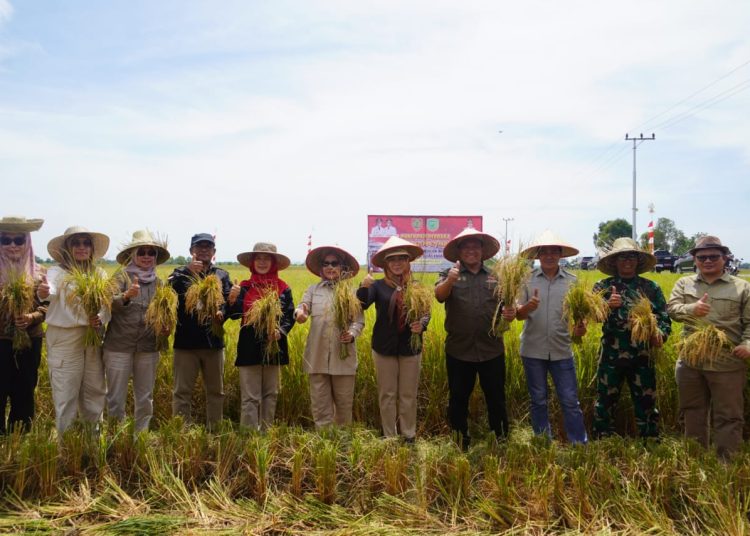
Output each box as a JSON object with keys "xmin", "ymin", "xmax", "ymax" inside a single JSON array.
[
  {"xmin": 562, "ymin": 281, "xmax": 609, "ymax": 344},
  {"xmin": 185, "ymin": 274, "xmax": 225, "ymax": 337},
  {"xmin": 64, "ymin": 265, "xmax": 125, "ymax": 347},
  {"xmin": 628, "ymin": 293, "xmax": 660, "ymax": 347},
  {"xmin": 331, "ymin": 276, "xmax": 361, "ymax": 359},
  {"xmin": 676, "ymin": 322, "xmax": 732, "ymax": 367},
  {"xmin": 491, "ymin": 252, "xmax": 533, "ymax": 334},
  {"xmin": 144, "ymin": 282, "xmax": 179, "ymax": 352},
  {"xmin": 0, "ymin": 268, "xmax": 35, "ymax": 351},
  {"xmin": 244, "ymin": 286, "xmax": 282, "ymax": 359},
  {"xmin": 404, "ymin": 279, "xmax": 433, "ymax": 352}
]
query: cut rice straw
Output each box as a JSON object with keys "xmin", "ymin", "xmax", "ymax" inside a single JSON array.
[
  {"xmin": 628, "ymin": 293, "xmax": 660, "ymax": 348},
  {"xmin": 185, "ymin": 274, "xmax": 225, "ymax": 338},
  {"xmin": 144, "ymin": 282, "xmax": 179, "ymax": 352},
  {"xmin": 404, "ymin": 279, "xmax": 433, "ymax": 353},
  {"xmin": 491, "ymin": 250, "xmax": 533, "ymax": 334},
  {"xmin": 562, "ymin": 281, "xmax": 609, "ymax": 344},
  {"xmin": 244, "ymin": 286, "xmax": 283, "ymax": 359},
  {"xmin": 0, "ymin": 268, "xmax": 35, "ymax": 351},
  {"xmin": 677, "ymin": 321, "xmax": 732, "ymax": 368},
  {"xmin": 331, "ymin": 275, "xmax": 361, "ymax": 359}
]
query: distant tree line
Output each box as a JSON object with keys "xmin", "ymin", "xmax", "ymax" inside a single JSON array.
[{"xmin": 593, "ymin": 217, "xmax": 706, "ymax": 256}]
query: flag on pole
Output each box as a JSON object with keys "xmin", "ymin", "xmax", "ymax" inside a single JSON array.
[
  {"xmin": 505, "ymin": 239, "xmax": 511, "ymax": 255},
  {"xmin": 647, "ymin": 220, "xmax": 654, "ymax": 254},
  {"xmin": 307, "ymin": 234, "xmax": 312, "ymax": 254}
]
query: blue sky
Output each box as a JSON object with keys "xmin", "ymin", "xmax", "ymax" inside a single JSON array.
[{"xmin": 2, "ymin": 1, "xmax": 749, "ymax": 263}]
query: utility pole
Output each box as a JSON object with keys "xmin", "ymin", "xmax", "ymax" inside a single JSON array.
[
  {"xmin": 625, "ymin": 133, "xmax": 655, "ymax": 241},
  {"xmin": 502, "ymin": 217, "xmax": 514, "ymax": 256}
]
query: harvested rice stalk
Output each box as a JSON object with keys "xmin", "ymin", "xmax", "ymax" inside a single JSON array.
[
  {"xmin": 245, "ymin": 286, "xmax": 283, "ymax": 359},
  {"xmin": 562, "ymin": 281, "xmax": 609, "ymax": 344},
  {"xmin": 491, "ymin": 251, "xmax": 533, "ymax": 334},
  {"xmin": 0, "ymin": 268, "xmax": 35, "ymax": 351},
  {"xmin": 331, "ymin": 276, "xmax": 361, "ymax": 359},
  {"xmin": 144, "ymin": 282, "xmax": 178, "ymax": 352},
  {"xmin": 677, "ymin": 322, "xmax": 732, "ymax": 367},
  {"xmin": 628, "ymin": 293, "xmax": 660, "ymax": 347},
  {"xmin": 404, "ymin": 279, "xmax": 432, "ymax": 352},
  {"xmin": 185, "ymin": 274, "xmax": 225, "ymax": 337},
  {"xmin": 63, "ymin": 264, "xmax": 125, "ymax": 347}
]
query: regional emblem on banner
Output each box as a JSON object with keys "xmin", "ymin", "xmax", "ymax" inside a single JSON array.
[
  {"xmin": 411, "ymin": 218, "xmax": 423, "ymax": 231},
  {"xmin": 426, "ymin": 218, "xmax": 439, "ymax": 232}
]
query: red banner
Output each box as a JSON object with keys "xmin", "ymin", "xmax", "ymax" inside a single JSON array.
[{"xmin": 367, "ymin": 215, "xmax": 483, "ymax": 272}]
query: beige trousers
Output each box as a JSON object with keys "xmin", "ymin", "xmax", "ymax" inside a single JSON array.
[
  {"xmin": 103, "ymin": 349, "xmax": 159, "ymax": 432},
  {"xmin": 238, "ymin": 365, "xmax": 280, "ymax": 431},
  {"xmin": 373, "ymin": 350, "xmax": 421, "ymax": 439},
  {"xmin": 172, "ymin": 348, "xmax": 225, "ymax": 429},
  {"xmin": 308, "ymin": 373, "xmax": 356, "ymax": 429},
  {"xmin": 46, "ymin": 326, "xmax": 106, "ymax": 435}
]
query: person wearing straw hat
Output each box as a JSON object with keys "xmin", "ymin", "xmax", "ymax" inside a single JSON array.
[
  {"xmin": 102, "ymin": 230, "xmax": 170, "ymax": 433},
  {"xmin": 357, "ymin": 236, "xmax": 429, "ymax": 441},
  {"xmin": 37, "ymin": 225, "xmax": 110, "ymax": 435},
  {"xmin": 228, "ymin": 242, "xmax": 295, "ymax": 431},
  {"xmin": 667, "ymin": 235, "xmax": 750, "ymax": 459},
  {"xmin": 435, "ymin": 228, "xmax": 513, "ymax": 449},
  {"xmin": 0, "ymin": 216, "xmax": 46, "ymax": 433},
  {"xmin": 168, "ymin": 233, "xmax": 232, "ymax": 430},
  {"xmin": 592, "ymin": 237, "xmax": 671, "ymax": 440},
  {"xmin": 295, "ymin": 246, "xmax": 364, "ymax": 429},
  {"xmin": 511, "ymin": 231, "xmax": 588, "ymax": 444}
]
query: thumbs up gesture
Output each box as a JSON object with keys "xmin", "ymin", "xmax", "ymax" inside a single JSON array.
[
  {"xmin": 693, "ymin": 292, "xmax": 711, "ymax": 317},
  {"xmin": 123, "ymin": 275, "xmax": 140, "ymax": 300},
  {"xmin": 361, "ymin": 268, "xmax": 375, "ymax": 288},
  {"xmin": 447, "ymin": 261, "xmax": 461, "ymax": 283},
  {"xmin": 228, "ymin": 278, "xmax": 241, "ymax": 305},
  {"xmin": 295, "ymin": 302, "xmax": 310, "ymax": 324},
  {"xmin": 37, "ymin": 272, "xmax": 50, "ymax": 300},
  {"xmin": 608, "ymin": 286, "xmax": 622, "ymax": 309},
  {"xmin": 524, "ymin": 287, "xmax": 540, "ymax": 313},
  {"xmin": 188, "ymin": 253, "xmax": 203, "ymax": 274}
]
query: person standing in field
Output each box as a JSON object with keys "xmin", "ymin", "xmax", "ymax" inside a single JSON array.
[
  {"xmin": 168, "ymin": 233, "xmax": 232, "ymax": 430},
  {"xmin": 295, "ymin": 246, "xmax": 364, "ymax": 429},
  {"xmin": 37, "ymin": 226, "xmax": 110, "ymax": 435},
  {"xmin": 667, "ymin": 236, "xmax": 750, "ymax": 459},
  {"xmin": 0, "ymin": 216, "xmax": 46, "ymax": 434},
  {"xmin": 358, "ymin": 236, "xmax": 428, "ymax": 442},
  {"xmin": 513, "ymin": 230, "xmax": 588, "ymax": 444},
  {"xmin": 592, "ymin": 238, "xmax": 671, "ymax": 439},
  {"xmin": 435, "ymin": 228, "xmax": 514, "ymax": 449},
  {"xmin": 103, "ymin": 230, "xmax": 170, "ymax": 433},
  {"xmin": 228, "ymin": 242, "xmax": 294, "ymax": 431}
]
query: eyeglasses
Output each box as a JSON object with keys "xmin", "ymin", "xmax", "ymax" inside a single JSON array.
[
  {"xmin": 617, "ymin": 253, "xmax": 639, "ymax": 261},
  {"xmin": 695, "ymin": 254, "xmax": 722, "ymax": 262},
  {"xmin": 0, "ymin": 236, "xmax": 26, "ymax": 246},
  {"xmin": 193, "ymin": 242, "xmax": 214, "ymax": 249},
  {"xmin": 322, "ymin": 260, "xmax": 340, "ymax": 267},
  {"xmin": 137, "ymin": 249, "xmax": 157, "ymax": 257},
  {"xmin": 70, "ymin": 239, "xmax": 92, "ymax": 248}
]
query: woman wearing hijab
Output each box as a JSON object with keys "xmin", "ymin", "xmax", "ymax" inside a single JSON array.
[
  {"xmin": 357, "ymin": 236, "xmax": 429, "ymax": 441},
  {"xmin": 103, "ymin": 230, "xmax": 170, "ymax": 432},
  {"xmin": 0, "ymin": 216, "xmax": 46, "ymax": 433},
  {"xmin": 37, "ymin": 225, "xmax": 110, "ymax": 435},
  {"xmin": 295, "ymin": 246, "xmax": 364, "ymax": 429},
  {"xmin": 228, "ymin": 242, "xmax": 294, "ymax": 431}
]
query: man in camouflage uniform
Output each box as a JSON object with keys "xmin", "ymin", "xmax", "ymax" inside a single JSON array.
[{"xmin": 592, "ymin": 238, "xmax": 671, "ymax": 439}]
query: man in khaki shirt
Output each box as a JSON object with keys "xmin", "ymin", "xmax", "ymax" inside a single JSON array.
[{"xmin": 668, "ymin": 236, "xmax": 750, "ymax": 459}]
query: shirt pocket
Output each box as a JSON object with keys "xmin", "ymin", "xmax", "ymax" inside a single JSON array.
[
  {"xmin": 712, "ymin": 295, "xmax": 741, "ymax": 320},
  {"xmin": 310, "ymin": 290, "xmax": 330, "ymax": 318}
]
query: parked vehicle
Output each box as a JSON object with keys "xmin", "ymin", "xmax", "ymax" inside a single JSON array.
[
  {"xmin": 580, "ymin": 256, "xmax": 594, "ymax": 270},
  {"xmin": 674, "ymin": 253, "xmax": 695, "ymax": 273},
  {"xmin": 653, "ymin": 249, "xmax": 680, "ymax": 273}
]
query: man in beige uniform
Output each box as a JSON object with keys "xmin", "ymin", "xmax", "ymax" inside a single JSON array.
[{"xmin": 668, "ymin": 236, "xmax": 750, "ymax": 459}]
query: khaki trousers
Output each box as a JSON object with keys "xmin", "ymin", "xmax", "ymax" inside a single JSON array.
[
  {"xmin": 676, "ymin": 360, "xmax": 746, "ymax": 459},
  {"xmin": 238, "ymin": 365, "xmax": 279, "ymax": 431},
  {"xmin": 103, "ymin": 350, "xmax": 159, "ymax": 432},
  {"xmin": 309, "ymin": 373, "xmax": 355, "ymax": 429},
  {"xmin": 172, "ymin": 348, "xmax": 225, "ymax": 428},
  {"xmin": 46, "ymin": 326, "xmax": 106, "ymax": 435},
  {"xmin": 373, "ymin": 350, "xmax": 421, "ymax": 439}
]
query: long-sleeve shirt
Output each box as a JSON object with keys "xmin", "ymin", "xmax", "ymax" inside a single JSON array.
[
  {"xmin": 668, "ymin": 272, "xmax": 750, "ymax": 372},
  {"xmin": 0, "ymin": 275, "xmax": 46, "ymax": 340},
  {"xmin": 44, "ymin": 265, "xmax": 110, "ymax": 328},
  {"xmin": 103, "ymin": 277, "xmax": 159, "ymax": 353}
]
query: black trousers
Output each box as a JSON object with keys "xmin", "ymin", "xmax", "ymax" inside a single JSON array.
[
  {"xmin": 446, "ymin": 353, "xmax": 508, "ymax": 442},
  {"xmin": 0, "ymin": 337, "xmax": 42, "ymax": 434}
]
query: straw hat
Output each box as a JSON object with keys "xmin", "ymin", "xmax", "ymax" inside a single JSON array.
[
  {"xmin": 306, "ymin": 246, "xmax": 360, "ymax": 278},
  {"xmin": 47, "ymin": 226, "xmax": 110, "ymax": 263},
  {"xmin": 521, "ymin": 230, "xmax": 579, "ymax": 258},
  {"xmin": 116, "ymin": 230, "xmax": 171, "ymax": 265},
  {"xmin": 597, "ymin": 237, "xmax": 656, "ymax": 276},
  {"xmin": 371, "ymin": 236, "xmax": 423, "ymax": 268},
  {"xmin": 689, "ymin": 235, "xmax": 731, "ymax": 256},
  {"xmin": 443, "ymin": 228, "xmax": 500, "ymax": 262},
  {"xmin": 0, "ymin": 216, "xmax": 44, "ymax": 233},
  {"xmin": 237, "ymin": 242, "xmax": 291, "ymax": 270}
]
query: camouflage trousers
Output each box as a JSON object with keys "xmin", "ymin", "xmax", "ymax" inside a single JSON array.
[{"xmin": 593, "ymin": 359, "xmax": 659, "ymax": 438}]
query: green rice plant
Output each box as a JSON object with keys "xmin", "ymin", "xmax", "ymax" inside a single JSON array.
[
  {"xmin": 382, "ymin": 445, "xmax": 410, "ymax": 495},
  {"xmin": 491, "ymin": 251, "xmax": 533, "ymax": 334},
  {"xmin": 144, "ymin": 281, "xmax": 178, "ymax": 352},
  {"xmin": 676, "ymin": 321, "xmax": 732, "ymax": 367},
  {"xmin": 244, "ymin": 285, "xmax": 282, "ymax": 359},
  {"xmin": 403, "ymin": 279, "xmax": 433, "ymax": 352},
  {"xmin": 63, "ymin": 264, "xmax": 125, "ymax": 347},
  {"xmin": 245, "ymin": 434, "xmax": 273, "ymax": 502},
  {"xmin": 184, "ymin": 273, "xmax": 225, "ymax": 338},
  {"xmin": 562, "ymin": 280, "xmax": 609, "ymax": 344},
  {"xmin": 628, "ymin": 292, "xmax": 660, "ymax": 348},
  {"xmin": 0, "ymin": 268, "xmax": 35, "ymax": 351},
  {"xmin": 331, "ymin": 276, "xmax": 361, "ymax": 359},
  {"xmin": 314, "ymin": 438, "xmax": 338, "ymax": 504}
]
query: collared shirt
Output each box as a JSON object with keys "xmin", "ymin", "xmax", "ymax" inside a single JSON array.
[
  {"xmin": 103, "ymin": 278, "xmax": 159, "ymax": 353},
  {"xmin": 519, "ymin": 268, "xmax": 576, "ymax": 361},
  {"xmin": 44, "ymin": 265, "xmax": 110, "ymax": 328},
  {"xmin": 437, "ymin": 263, "xmax": 503, "ymax": 362},
  {"xmin": 668, "ymin": 272, "xmax": 750, "ymax": 372}
]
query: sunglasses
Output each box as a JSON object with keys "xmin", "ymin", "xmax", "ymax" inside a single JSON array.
[
  {"xmin": 69, "ymin": 239, "xmax": 92, "ymax": 248},
  {"xmin": 617, "ymin": 253, "xmax": 639, "ymax": 261},
  {"xmin": 0, "ymin": 236, "xmax": 26, "ymax": 246},
  {"xmin": 137, "ymin": 249, "xmax": 158, "ymax": 257},
  {"xmin": 695, "ymin": 254, "xmax": 722, "ymax": 262},
  {"xmin": 322, "ymin": 260, "xmax": 341, "ymax": 267}
]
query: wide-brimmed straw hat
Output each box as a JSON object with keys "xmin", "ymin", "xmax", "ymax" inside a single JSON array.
[
  {"xmin": 689, "ymin": 235, "xmax": 731, "ymax": 256},
  {"xmin": 597, "ymin": 237, "xmax": 656, "ymax": 276},
  {"xmin": 521, "ymin": 230, "xmax": 579, "ymax": 259},
  {"xmin": 306, "ymin": 246, "xmax": 360, "ymax": 278},
  {"xmin": 371, "ymin": 236, "xmax": 423, "ymax": 268},
  {"xmin": 47, "ymin": 226, "xmax": 110, "ymax": 263},
  {"xmin": 443, "ymin": 228, "xmax": 500, "ymax": 262},
  {"xmin": 116, "ymin": 230, "xmax": 171, "ymax": 265},
  {"xmin": 237, "ymin": 242, "xmax": 291, "ymax": 270},
  {"xmin": 0, "ymin": 216, "xmax": 44, "ymax": 233}
]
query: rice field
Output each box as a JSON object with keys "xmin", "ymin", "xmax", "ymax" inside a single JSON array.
[{"xmin": 2, "ymin": 266, "xmax": 749, "ymax": 534}]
